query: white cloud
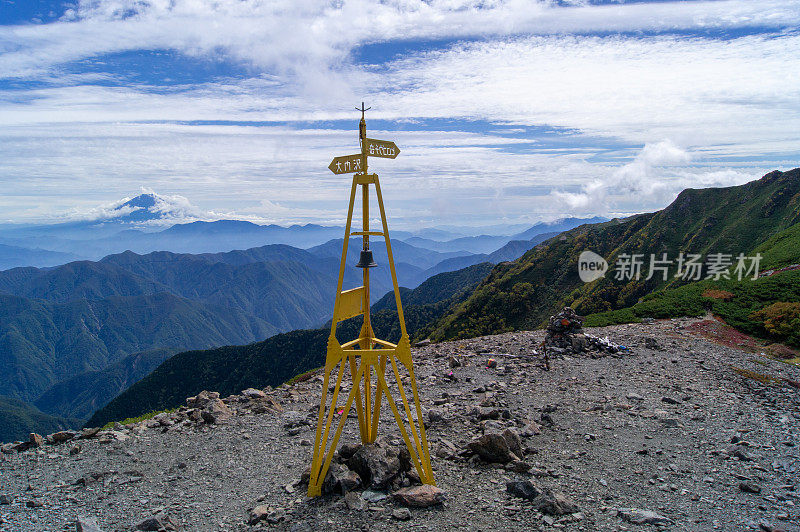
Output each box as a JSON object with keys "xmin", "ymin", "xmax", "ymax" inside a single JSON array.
[
  {"xmin": 550, "ymin": 141, "xmax": 760, "ymax": 216},
  {"xmin": 1, "ymin": 0, "xmax": 798, "ymax": 82},
  {"xmin": 0, "ymin": 0, "xmax": 797, "ymax": 226}
]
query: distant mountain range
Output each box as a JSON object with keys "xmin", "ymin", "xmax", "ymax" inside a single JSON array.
[
  {"xmin": 0, "ymin": 192, "xmax": 605, "ymax": 263},
  {"xmin": 86, "ymin": 262, "xmax": 495, "ymax": 428},
  {"xmin": 403, "ymin": 217, "xmax": 606, "ymax": 255},
  {"xmin": 10, "ymin": 168, "xmax": 800, "ymax": 440},
  {"xmin": 0, "ymin": 244, "xmax": 80, "ymax": 270},
  {"xmin": 0, "ymin": 205, "xmax": 599, "ymax": 441},
  {"xmin": 86, "ymin": 168, "xmax": 800, "ymax": 431}
]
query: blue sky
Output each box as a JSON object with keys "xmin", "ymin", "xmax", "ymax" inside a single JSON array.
[{"xmin": 0, "ymin": 0, "xmax": 798, "ymax": 228}]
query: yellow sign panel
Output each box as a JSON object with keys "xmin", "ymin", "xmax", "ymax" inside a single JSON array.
[
  {"xmin": 365, "ymin": 138, "xmax": 400, "ymax": 159},
  {"xmin": 336, "ymin": 286, "xmax": 364, "ymax": 322},
  {"xmin": 329, "ymin": 154, "xmax": 364, "ymax": 174}
]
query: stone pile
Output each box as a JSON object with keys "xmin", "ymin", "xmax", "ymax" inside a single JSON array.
[
  {"xmin": 286, "ymin": 436, "xmax": 446, "ymax": 524},
  {"xmin": 543, "ymin": 307, "xmax": 624, "ymax": 364}
]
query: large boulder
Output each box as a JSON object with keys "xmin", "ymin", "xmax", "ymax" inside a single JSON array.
[
  {"xmin": 186, "ymin": 390, "xmax": 219, "ymax": 408},
  {"xmin": 347, "ymin": 439, "xmax": 409, "ymax": 490},
  {"xmin": 393, "ymin": 485, "xmax": 446, "ymax": 508},
  {"xmin": 200, "ymin": 399, "xmax": 232, "ymax": 424},
  {"xmin": 322, "ymin": 463, "xmax": 362, "ymax": 495},
  {"xmin": 533, "ymin": 488, "xmax": 580, "ymax": 516},
  {"xmin": 467, "ymin": 430, "xmax": 523, "ymax": 463}
]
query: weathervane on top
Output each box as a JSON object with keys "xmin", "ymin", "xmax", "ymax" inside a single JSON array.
[{"xmin": 308, "ymin": 104, "xmax": 434, "ymax": 497}]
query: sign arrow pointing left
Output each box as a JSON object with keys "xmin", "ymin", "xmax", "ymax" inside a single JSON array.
[{"xmin": 328, "ymin": 154, "xmax": 364, "ymax": 175}]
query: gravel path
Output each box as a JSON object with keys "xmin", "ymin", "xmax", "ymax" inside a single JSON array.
[{"xmin": 1, "ymin": 317, "xmax": 798, "ymax": 532}]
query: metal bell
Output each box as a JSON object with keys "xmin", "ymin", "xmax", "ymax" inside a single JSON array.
[{"xmin": 355, "ymin": 249, "xmax": 377, "ymax": 268}]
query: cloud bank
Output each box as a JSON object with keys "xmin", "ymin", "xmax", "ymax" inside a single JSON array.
[{"xmin": 0, "ymin": 0, "xmax": 797, "ymax": 226}]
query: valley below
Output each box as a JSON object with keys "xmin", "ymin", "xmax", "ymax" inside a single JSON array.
[{"xmin": 1, "ymin": 318, "xmax": 798, "ymax": 532}]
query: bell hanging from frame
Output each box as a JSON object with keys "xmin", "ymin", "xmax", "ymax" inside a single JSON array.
[{"xmin": 355, "ymin": 249, "xmax": 377, "ymax": 268}]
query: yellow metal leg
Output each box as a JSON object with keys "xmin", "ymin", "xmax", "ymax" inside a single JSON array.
[
  {"xmin": 308, "ymin": 357, "xmax": 367, "ymax": 496},
  {"xmin": 308, "ymin": 117, "xmax": 434, "ymax": 495},
  {"xmin": 368, "ymin": 353, "xmax": 386, "ymax": 442},
  {"xmin": 349, "ymin": 353, "xmax": 367, "ymax": 442}
]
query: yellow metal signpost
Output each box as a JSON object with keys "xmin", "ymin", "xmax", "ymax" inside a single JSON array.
[{"xmin": 307, "ymin": 104, "xmax": 435, "ymax": 497}]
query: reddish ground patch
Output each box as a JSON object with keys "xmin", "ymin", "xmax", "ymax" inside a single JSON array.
[
  {"xmin": 685, "ymin": 317, "xmax": 764, "ymax": 352},
  {"xmin": 701, "ymin": 289, "xmax": 734, "ymax": 300},
  {"xmin": 761, "ymin": 263, "xmax": 800, "ymax": 277},
  {"xmin": 765, "ymin": 343, "xmax": 800, "ymax": 361},
  {"xmin": 684, "ymin": 316, "xmax": 800, "ymax": 383}
]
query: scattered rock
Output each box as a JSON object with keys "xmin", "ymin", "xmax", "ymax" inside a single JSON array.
[
  {"xmin": 49, "ymin": 430, "xmax": 77, "ymax": 443},
  {"xmin": 79, "ymin": 427, "xmax": 101, "ymax": 439},
  {"xmin": 282, "ymin": 411, "xmax": 309, "ymax": 429},
  {"xmin": 392, "ymin": 508, "xmax": 412, "ymax": 521},
  {"xmin": 414, "ymin": 339, "xmax": 432, "ymax": 347},
  {"xmin": 241, "ymin": 387, "xmax": 267, "ymax": 399},
  {"xmin": 186, "ymin": 390, "xmax": 219, "ymax": 408},
  {"xmin": 504, "ymin": 459, "xmax": 532, "ymax": 473},
  {"xmin": 467, "ymin": 433, "xmax": 517, "ymax": 463},
  {"xmin": 644, "ymin": 337, "xmax": 662, "ymax": 350},
  {"xmin": 338, "ymin": 442, "xmax": 362, "ymax": 460},
  {"xmin": 616, "ymin": 508, "xmax": 674, "ymax": 526},
  {"xmin": 201, "ymin": 399, "xmax": 232, "ymax": 424},
  {"xmin": 361, "ymin": 490, "xmax": 388, "ymax": 503},
  {"xmin": 344, "ymin": 491, "xmax": 367, "ymax": 511},
  {"xmin": 533, "ymin": 488, "xmax": 580, "ymax": 516},
  {"xmin": 322, "ymin": 462, "xmax": 362, "ymax": 495},
  {"xmin": 0, "ymin": 494, "xmax": 13, "ymax": 505},
  {"xmin": 347, "ymin": 439, "xmax": 407, "ymax": 490},
  {"xmin": 135, "ymin": 515, "xmax": 178, "ymax": 531},
  {"xmin": 392, "ymin": 485, "xmax": 446, "ymax": 508},
  {"xmin": 70, "ymin": 444, "xmax": 82, "ymax": 455},
  {"xmin": 76, "ymin": 516, "xmax": 104, "ymax": 532},
  {"xmin": 740, "ymin": 481, "xmax": 762, "ymax": 494},
  {"xmin": 502, "ymin": 428, "xmax": 524, "ymax": 459},
  {"xmin": 248, "ymin": 506, "xmax": 270, "ymax": 526},
  {"xmin": 506, "ymin": 480, "xmax": 542, "ymax": 500},
  {"xmin": 26, "ymin": 499, "xmax": 44, "ymax": 508}
]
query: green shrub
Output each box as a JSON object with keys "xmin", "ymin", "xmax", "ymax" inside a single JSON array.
[
  {"xmin": 101, "ymin": 407, "xmax": 178, "ymax": 430},
  {"xmin": 583, "ymin": 308, "xmax": 640, "ymax": 327}
]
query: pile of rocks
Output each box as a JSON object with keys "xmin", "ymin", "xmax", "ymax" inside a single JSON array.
[
  {"xmin": 265, "ymin": 437, "xmax": 445, "ymax": 526},
  {"xmin": 543, "ymin": 307, "xmax": 624, "ymax": 364}
]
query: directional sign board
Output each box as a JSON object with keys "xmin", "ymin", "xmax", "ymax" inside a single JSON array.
[
  {"xmin": 329, "ymin": 154, "xmax": 364, "ymax": 175},
  {"xmin": 365, "ymin": 138, "xmax": 400, "ymax": 159}
]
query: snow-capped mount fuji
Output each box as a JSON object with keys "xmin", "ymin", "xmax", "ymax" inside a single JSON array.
[{"xmin": 100, "ymin": 192, "xmax": 205, "ymax": 228}]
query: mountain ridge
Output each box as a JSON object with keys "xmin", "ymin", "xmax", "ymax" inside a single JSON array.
[{"xmin": 429, "ymin": 168, "xmax": 800, "ymax": 341}]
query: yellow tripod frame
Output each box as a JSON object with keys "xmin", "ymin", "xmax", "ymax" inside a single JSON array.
[{"xmin": 308, "ymin": 141, "xmax": 435, "ymax": 497}]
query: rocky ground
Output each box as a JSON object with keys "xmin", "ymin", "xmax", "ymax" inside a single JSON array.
[{"xmin": 1, "ymin": 317, "xmax": 799, "ymax": 532}]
